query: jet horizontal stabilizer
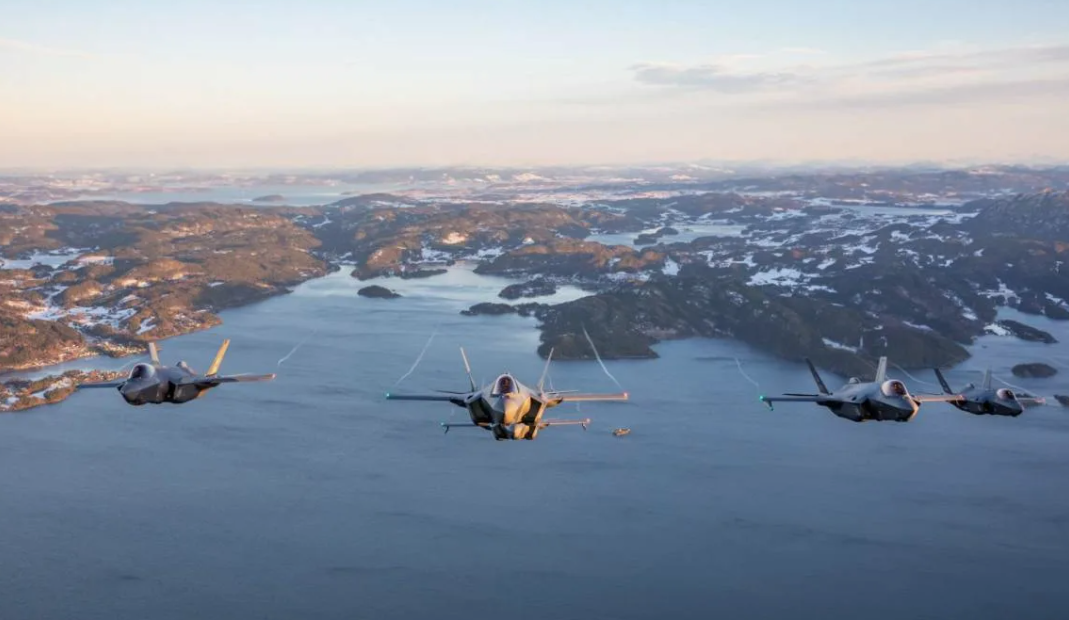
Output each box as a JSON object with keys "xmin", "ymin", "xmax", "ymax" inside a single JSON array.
[{"xmin": 78, "ymin": 380, "xmax": 125, "ymax": 389}]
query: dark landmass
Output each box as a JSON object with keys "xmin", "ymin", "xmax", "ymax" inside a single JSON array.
[
  {"xmin": 1011, "ymin": 363, "xmax": 1058, "ymax": 379},
  {"xmin": 533, "ymin": 264, "xmax": 969, "ymax": 376},
  {"xmin": 0, "ymin": 369, "xmax": 126, "ymax": 412},
  {"xmin": 461, "ymin": 302, "xmax": 515, "ymax": 316},
  {"xmin": 475, "ymin": 239, "xmax": 665, "ymax": 279},
  {"xmin": 634, "ymin": 226, "xmax": 681, "ymax": 246},
  {"xmin": 967, "ymin": 191, "xmax": 1069, "ymax": 241},
  {"xmin": 1055, "ymin": 395, "xmax": 1069, "ymax": 407},
  {"xmin": 997, "ymin": 320, "xmax": 1058, "ymax": 343},
  {"xmin": 499, "ymin": 278, "xmax": 557, "ymax": 300},
  {"xmin": 358, "ymin": 285, "xmax": 401, "ymax": 299},
  {"xmin": 252, "ymin": 194, "xmax": 286, "ymax": 203},
  {"xmin": 398, "ymin": 268, "xmax": 448, "ymax": 279},
  {"xmin": 0, "ymin": 201, "xmax": 328, "ymax": 371}
]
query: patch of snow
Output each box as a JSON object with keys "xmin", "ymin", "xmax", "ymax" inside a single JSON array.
[
  {"xmin": 512, "ymin": 172, "xmax": 548, "ymax": 183},
  {"xmin": 985, "ymin": 323, "xmax": 1010, "ymax": 336},
  {"xmin": 662, "ymin": 257, "xmax": 680, "ymax": 276},
  {"xmin": 76, "ymin": 254, "xmax": 113, "ymax": 266},
  {"xmin": 840, "ymin": 242, "xmax": 879, "ymax": 255},
  {"xmin": 748, "ymin": 268, "xmax": 807, "ymax": 287},
  {"xmin": 441, "ymin": 232, "xmax": 468, "ymax": 245},
  {"xmin": 822, "ymin": 338, "xmax": 859, "ymax": 353},
  {"xmin": 0, "ymin": 248, "xmax": 85, "ymax": 270},
  {"xmin": 420, "ymin": 247, "xmax": 452, "ymax": 263},
  {"xmin": 137, "ymin": 319, "xmax": 156, "ymax": 335},
  {"xmin": 1045, "ymin": 293, "xmax": 1068, "ymax": 307},
  {"xmin": 978, "ymin": 280, "xmax": 1019, "ymax": 302}
]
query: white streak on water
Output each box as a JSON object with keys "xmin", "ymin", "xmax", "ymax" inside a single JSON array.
[
  {"xmin": 393, "ymin": 326, "xmax": 439, "ymax": 387},
  {"xmin": 277, "ymin": 329, "xmax": 319, "ymax": 369},
  {"xmin": 581, "ymin": 325, "xmax": 624, "ymax": 391}
]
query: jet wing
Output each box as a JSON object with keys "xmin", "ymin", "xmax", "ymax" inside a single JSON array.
[
  {"xmin": 540, "ymin": 418, "xmax": 591, "ymax": 429},
  {"xmin": 182, "ymin": 373, "xmax": 276, "ymax": 388},
  {"xmin": 913, "ymin": 394, "xmax": 965, "ymax": 403},
  {"xmin": 546, "ymin": 392, "xmax": 628, "ymax": 404},
  {"xmin": 759, "ymin": 394, "xmax": 823, "ymax": 410},
  {"xmin": 77, "ymin": 380, "xmax": 125, "ymax": 389},
  {"xmin": 386, "ymin": 391, "xmax": 474, "ymax": 407}
]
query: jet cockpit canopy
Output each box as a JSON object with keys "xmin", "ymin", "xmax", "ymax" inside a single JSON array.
[
  {"xmin": 130, "ymin": 363, "xmax": 156, "ymax": 380},
  {"xmin": 880, "ymin": 379, "xmax": 909, "ymax": 398}
]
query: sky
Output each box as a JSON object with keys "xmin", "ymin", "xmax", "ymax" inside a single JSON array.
[{"xmin": 2, "ymin": 0, "xmax": 1068, "ymax": 169}]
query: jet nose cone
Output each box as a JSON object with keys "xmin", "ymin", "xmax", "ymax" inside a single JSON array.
[
  {"xmin": 498, "ymin": 393, "xmax": 527, "ymax": 423},
  {"xmin": 1001, "ymin": 400, "xmax": 1024, "ymax": 416},
  {"xmin": 119, "ymin": 382, "xmax": 140, "ymax": 403},
  {"xmin": 504, "ymin": 395, "xmax": 522, "ymax": 416}
]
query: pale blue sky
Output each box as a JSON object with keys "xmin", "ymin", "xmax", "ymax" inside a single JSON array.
[{"xmin": 2, "ymin": 0, "xmax": 1068, "ymax": 167}]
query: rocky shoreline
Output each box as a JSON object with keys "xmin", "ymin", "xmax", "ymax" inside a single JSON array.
[
  {"xmin": 3, "ymin": 187, "xmax": 1068, "ymax": 409},
  {"xmin": 0, "ymin": 369, "xmax": 126, "ymax": 412}
]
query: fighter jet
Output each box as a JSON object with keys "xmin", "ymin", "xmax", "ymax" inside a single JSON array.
[
  {"xmin": 760, "ymin": 356, "xmax": 920, "ymax": 422},
  {"xmin": 385, "ymin": 348, "xmax": 628, "ymax": 440},
  {"xmin": 914, "ymin": 368, "xmax": 1042, "ymax": 417},
  {"xmin": 79, "ymin": 340, "xmax": 274, "ymax": 405}
]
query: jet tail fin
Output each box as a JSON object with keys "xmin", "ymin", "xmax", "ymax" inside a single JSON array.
[
  {"xmin": 982, "ymin": 368, "xmax": 992, "ymax": 390},
  {"xmin": 805, "ymin": 358, "xmax": 831, "ymax": 395},
  {"xmin": 148, "ymin": 342, "xmax": 161, "ymax": 366},
  {"xmin": 538, "ymin": 347, "xmax": 554, "ymax": 392},
  {"xmin": 206, "ymin": 339, "xmax": 230, "ymax": 377},
  {"xmin": 934, "ymin": 368, "xmax": 954, "ymax": 394},
  {"xmin": 460, "ymin": 347, "xmax": 476, "ymax": 391},
  {"xmin": 874, "ymin": 356, "xmax": 888, "ymax": 383}
]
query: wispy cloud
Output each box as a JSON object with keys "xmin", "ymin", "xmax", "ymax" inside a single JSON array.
[
  {"xmin": 808, "ymin": 76, "xmax": 1069, "ymax": 109},
  {"xmin": 630, "ymin": 62, "xmax": 804, "ymax": 92},
  {"xmin": 0, "ymin": 36, "xmax": 96, "ymax": 59},
  {"xmin": 627, "ymin": 43, "xmax": 1069, "ymax": 108},
  {"xmin": 854, "ymin": 44, "xmax": 1069, "ymax": 76}
]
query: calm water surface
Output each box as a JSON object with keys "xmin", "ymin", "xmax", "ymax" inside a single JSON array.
[{"xmin": 1, "ymin": 268, "xmax": 1067, "ymax": 620}]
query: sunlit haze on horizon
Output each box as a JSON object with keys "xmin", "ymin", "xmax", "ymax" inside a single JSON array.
[{"xmin": 2, "ymin": 0, "xmax": 1068, "ymax": 169}]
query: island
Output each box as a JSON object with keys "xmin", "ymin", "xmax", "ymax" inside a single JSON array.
[
  {"xmin": 1011, "ymin": 363, "xmax": 1058, "ymax": 379},
  {"xmin": 499, "ymin": 278, "xmax": 557, "ymax": 300},
  {"xmin": 358, "ymin": 285, "xmax": 401, "ymax": 299},
  {"xmin": 252, "ymin": 194, "xmax": 286, "ymax": 203},
  {"xmin": 997, "ymin": 320, "xmax": 1058, "ymax": 344}
]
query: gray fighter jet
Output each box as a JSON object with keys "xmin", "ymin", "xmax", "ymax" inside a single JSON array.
[
  {"xmin": 79, "ymin": 340, "xmax": 274, "ymax": 405},
  {"xmin": 915, "ymin": 368, "xmax": 1042, "ymax": 416},
  {"xmin": 760, "ymin": 356, "xmax": 920, "ymax": 422},
  {"xmin": 385, "ymin": 348, "xmax": 628, "ymax": 440}
]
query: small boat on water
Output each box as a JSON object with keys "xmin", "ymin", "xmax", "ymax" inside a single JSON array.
[{"xmin": 612, "ymin": 428, "xmax": 631, "ymax": 437}]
